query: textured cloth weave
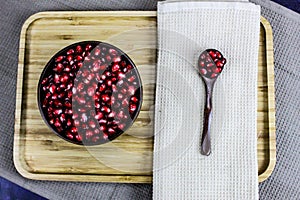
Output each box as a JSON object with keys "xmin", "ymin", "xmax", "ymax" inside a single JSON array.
[
  {"xmin": 154, "ymin": 2, "xmax": 260, "ymax": 199},
  {"xmin": 0, "ymin": 0, "xmax": 299, "ymax": 200}
]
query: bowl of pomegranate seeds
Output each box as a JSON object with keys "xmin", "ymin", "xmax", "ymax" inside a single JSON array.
[{"xmin": 38, "ymin": 41, "xmax": 143, "ymax": 145}]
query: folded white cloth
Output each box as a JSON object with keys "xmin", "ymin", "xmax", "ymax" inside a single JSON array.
[{"xmin": 154, "ymin": 1, "xmax": 260, "ymax": 200}]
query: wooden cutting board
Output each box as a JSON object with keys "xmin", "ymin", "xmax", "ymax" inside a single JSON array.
[{"xmin": 14, "ymin": 11, "xmax": 276, "ymax": 183}]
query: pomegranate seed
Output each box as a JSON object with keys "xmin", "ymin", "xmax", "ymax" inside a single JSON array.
[
  {"xmin": 129, "ymin": 104, "xmax": 137, "ymax": 113},
  {"xmin": 49, "ymin": 84, "xmax": 56, "ymax": 94},
  {"xmin": 101, "ymin": 94, "xmax": 110, "ymax": 102},
  {"xmin": 53, "ymin": 109, "xmax": 62, "ymax": 116},
  {"xmin": 66, "ymin": 118, "xmax": 72, "ymax": 126},
  {"xmin": 112, "ymin": 64, "xmax": 120, "ymax": 72},
  {"xmin": 117, "ymin": 72, "xmax": 125, "ymax": 79},
  {"xmin": 106, "ymin": 55, "xmax": 111, "ymax": 62},
  {"xmin": 74, "ymin": 119, "xmax": 80, "ymax": 126},
  {"xmin": 99, "ymin": 84, "xmax": 106, "ymax": 92},
  {"xmin": 199, "ymin": 61, "xmax": 205, "ymax": 67},
  {"xmin": 103, "ymin": 133, "xmax": 108, "ymax": 140},
  {"xmin": 119, "ymin": 123, "xmax": 125, "ymax": 130},
  {"xmin": 95, "ymin": 112, "xmax": 104, "ymax": 120},
  {"xmin": 76, "ymin": 55, "xmax": 83, "ymax": 61},
  {"xmin": 100, "ymin": 64, "xmax": 107, "ymax": 70},
  {"xmin": 86, "ymin": 130, "xmax": 93, "ymax": 138},
  {"xmin": 101, "ymin": 106, "xmax": 111, "ymax": 113},
  {"xmin": 99, "ymin": 119, "xmax": 107, "ymax": 124},
  {"xmin": 54, "ymin": 119, "xmax": 61, "ymax": 127},
  {"xmin": 89, "ymin": 120, "xmax": 96, "ymax": 128},
  {"xmin": 128, "ymin": 86, "xmax": 135, "ymax": 95},
  {"xmin": 200, "ymin": 68, "xmax": 207, "ymax": 75},
  {"xmin": 87, "ymin": 86, "xmax": 95, "ymax": 97},
  {"xmin": 95, "ymin": 102, "xmax": 101, "ymax": 108},
  {"xmin": 71, "ymin": 126, "xmax": 77, "ymax": 133},
  {"xmin": 213, "ymin": 67, "xmax": 222, "ymax": 73},
  {"xmin": 85, "ymin": 44, "xmax": 92, "ymax": 51},
  {"xmin": 130, "ymin": 96, "xmax": 138, "ymax": 103},
  {"xmin": 67, "ymin": 55, "xmax": 73, "ymax": 62},
  {"xmin": 55, "ymin": 56, "xmax": 64, "ymax": 63},
  {"xmin": 108, "ymin": 111, "xmax": 115, "ymax": 118},
  {"xmin": 108, "ymin": 127, "xmax": 115, "ymax": 135},
  {"xmin": 76, "ymin": 45, "xmax": 82, "ymax": 53},
  {"xmin": 94, "ymin": 48, "xmax": 101, "ymax": 56},
  {"xmin": 128, "ymin": 76, "xmax": 136, "ymax": 82},
  {"xmin": 211, "ymin": 73, "xmax": 218, "ymax": 78},
  {"xmin": 76, "ymin": 134, "xmax": 82, "ymax": 141},
  {"xmin": 67, "ymin": 49, "xmax": 74, "ymax": 55},
  {"xmin": 100, "ymin": 125, "xmax": 106, "ymax": 132},
  {"xmin": 49, "ymin": 118, "xmax": 54, "ymax": 125},
  {"xmin": 66, "ymin": 132, "xmax": 74, "ymax": 139},
  {"xmin": 207, "ymin": 63, "xmax": 214, "ymax": 68}
]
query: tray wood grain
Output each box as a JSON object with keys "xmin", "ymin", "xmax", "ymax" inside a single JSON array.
[{"xmin": 14, "ymin": 11, "xmax": 276, "ymax": 183}]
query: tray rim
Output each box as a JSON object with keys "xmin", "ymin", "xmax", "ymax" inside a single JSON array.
[{"xmin": 14, "ymin": 11, "xmax": 276, "ymax": 183}]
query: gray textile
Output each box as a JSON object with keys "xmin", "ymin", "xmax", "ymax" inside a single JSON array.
[{"xmin": 0, "ymin": 0, "xmax": 299, "ymax": 199}]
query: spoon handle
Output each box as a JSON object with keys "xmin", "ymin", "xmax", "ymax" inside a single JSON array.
[{"xmin": 200, "ymin": 82, "xmax": 214, "ymax": 156}]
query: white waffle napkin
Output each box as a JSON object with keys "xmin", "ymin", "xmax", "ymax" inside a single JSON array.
[{"xmin": 154, "ymin": 1, "xmax": 260, "ymax": 200}]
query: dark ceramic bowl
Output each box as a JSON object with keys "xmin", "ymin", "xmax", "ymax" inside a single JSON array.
[{"xmin": 38, "ymin": 41, "xmax": 143, "ymax": 145}]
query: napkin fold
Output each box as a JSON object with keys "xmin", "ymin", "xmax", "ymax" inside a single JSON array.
[{"xmin": 154, "ymin": 1, "xmax": 260, "ymax": 200}]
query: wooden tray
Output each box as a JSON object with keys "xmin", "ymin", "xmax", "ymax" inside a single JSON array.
[{"xmin": 14, "ymin": 11, "xmax": 276, "ymax": 183}]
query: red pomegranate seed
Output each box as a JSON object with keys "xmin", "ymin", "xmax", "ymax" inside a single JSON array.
[
  {"xmin": 53, "ymin": 109, "xmax": 62, "ymax": 116},
  {"xmin": 74, "ymin": 119, "xmax": 80, "ymax": 126},
  {"xmin": 87, "ymin": 86, "xmax": 95, "ymax": 97},
  {"xmin": 113, "ymin": 56, "xmax": 121, "ymax": 63},
  {"xmin": 118, "ymin": 123, "xmax": 125, "ymax": 130},
  {"xmin": 207, "ymin": 63, "xmax": 214, "ymax": 68},
  {"xmin": 86, "ymin": 130, "xmax": 93, "ymax": 138},
  {"xmin": 108, "ymin": 111, "xmax": 115, "ymax": 118},
  {"xmin": 100, "ymin": 125, "xmax": 106, "ymax": 132},
  {"xmin": 101, "ymin": 106, "xmax": 111, "ymax": 113},
  {"xmin": 112, "ymin": 64, "xmax": 120, "ymax": 72},
  {"xmin": 130, "ymin": 96, "xmax": 138, "ymax": 103},
  {"xmin": 99, "ymin": 84, "xmax": 106, "ymax": 92},
  {"xmin": 49, "ymin": 118, "xmax": 54, "ymax": 125},
  {"xmin": 89, "ymin": 120, "xmax": 96, "ymax": 128},
  {"xmin": 200, "ymin": 68, "xmax": 207, "ymax": 75},
  {"xmin": 55, "ymin": 56, "xmax": 64, "ymax": 63},
  {"xmin": 108, "ymin": 127, "xmax": 115, "ymax": 135},
  {"xmin": 101, "ymin": 94, "xmax": 110, "ymax": 102},
  {"xmin": 129, "ymin": 104, "xmax": 137, "ymax": 113},
  {"xmin": 54, "ymin": 119, "xmax": 61, "ymax": 127},
  {"xmin": 117, "ymin": 72, "xmax": 125, "ymax": 79},
  {"xmin": 66, "ymin": 118, "xmax": 72, "ymax": 126},
  {"xmin": 128, "ymin": 86, "xmax": 135, "ymax": 95},
  {"xmin": 95, "ymin": 112, "xmax": 104, "ymax": 120},
  {"xmin": 99, "ymin": 119, "xmax": 107, "ymax": 124},
  {"xmin": 49, "ymin": 84, "xmax": 56, "ymax": 93},
  {"xmin": 94, "ymin": 48, "xmax": 101, "ymax": 56},
  {"xmin": 75, "ymin": 134, "xmax": 82, "ymax": 141},
  {"xmin": 128, "ymin": 76, "xmax": 136, "ymax": 82},
  {"xmin": 85, "ymin": 44, "xmax": 92, "ymax": 51},
  {"xmin": 67, "ymin": 55, "xmax": 73, "ymax": 62},
  {"xmin": 67, "ymin": 49, "xmax": 74, "ymax": 55},
  {"xmin": 66, "ymin": 132, "xmax": 74, "ymax": 140},
  {"xmin": 122, "ymin": 99, "xmax": 129, "ymax": 107},
  {"xmin": 95, "ymin": 102, "xmax": 101, "ymax": 108},
  {"xmin": 76, "ymin": 45, "xmax": 82, "ymax": 54},
  {"xmin": 109, "ymin": 48, "xmax": 117, "ymax": 56},
  {"xmin": 211, "ymin": 73, "xmax": 218, "ymax": 78}
]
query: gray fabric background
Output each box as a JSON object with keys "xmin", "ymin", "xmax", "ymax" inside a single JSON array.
[{"xmin": 0, "ymin": 0, "xmax": 299, "ymax": 199}]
